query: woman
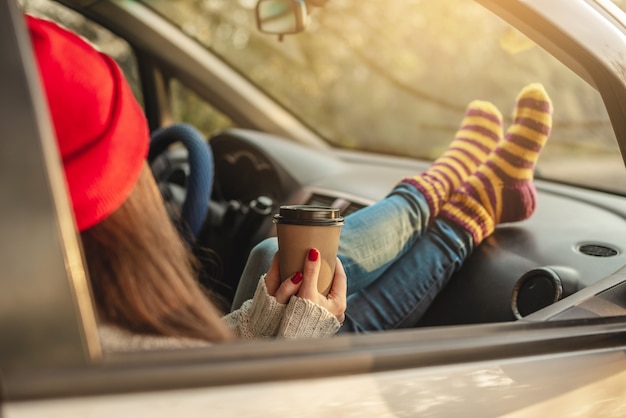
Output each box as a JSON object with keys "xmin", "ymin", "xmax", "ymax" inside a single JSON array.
[
  {"xmin": 28, "ymin": 15, "xmax": 345, "ymax": 351},
  {"xmin": 28, "ymin": 14, "xmax": 552, "ymax": 350}
]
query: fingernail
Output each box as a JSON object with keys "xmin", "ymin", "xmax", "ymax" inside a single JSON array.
[
  {"xmin": 308, "ymin": 248, "xmax": 319, "ymax": 261},
  {"xmin": 291, "ymin": 271, "xmax": 303, "ymax": 284}
]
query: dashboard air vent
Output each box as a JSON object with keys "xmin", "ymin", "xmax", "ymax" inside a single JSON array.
[
  {"xmin": 307, "ymin": 193, "xmax": 338, "ymax": 207},
  {"xmin": 305, "ymin": 192, "xmax": 368, "ymax": 217},
  {"xmin": 577, "ymin": 243, "xmax": 619, "ymax": 257},
  {"xmin": 342, "ymin": 202, "xmax": 366, "ymax": 217}
]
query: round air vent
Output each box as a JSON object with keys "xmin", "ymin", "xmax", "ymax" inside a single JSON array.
[
  {"xmin": 511, "ymin": 266, "xmax": 581, "ymax": 319},
  {"xmin": 577, "ymin": 243, "xmax": 619, "ymax": 257},
  {"xmin": 512, "ymin": 268, "xmax": 562, "ymax": 319}
]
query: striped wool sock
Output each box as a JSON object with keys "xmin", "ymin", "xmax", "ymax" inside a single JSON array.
[
  {"xmin": 402, "ymin": 100, "xmax": 502, "ymax": 217},
  {"xmin": 440, "ymin": 83, "xmax": 553, "ymax": 245}
]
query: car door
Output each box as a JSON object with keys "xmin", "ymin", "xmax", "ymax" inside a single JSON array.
[{"xmin": 3, "ymin": 0, "xmax": 626, "ymax": 417}]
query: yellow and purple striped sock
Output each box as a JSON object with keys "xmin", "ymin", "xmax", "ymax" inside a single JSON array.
[
  {"xmin": 402, "ymin": 100, "xmax": 502, "ymax": 217},
  {"xmin": 402, "ymin": 100, "xmax": 502, "ymax": 218},
  {"xmin": 440, "ymin": 83, "xmax": 553, "ymax": 245}
]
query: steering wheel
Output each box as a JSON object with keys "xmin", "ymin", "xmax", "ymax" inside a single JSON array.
[
  {"xmin": 148, "ymin": 123, "xmax": 214, "ymax": 243},
  {"xmin": 149, "ymin": 124, "xmax": 276, "ymax": 305}
]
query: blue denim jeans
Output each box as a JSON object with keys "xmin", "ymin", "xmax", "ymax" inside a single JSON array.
[{"xmin": 232, "ymin": 182, "xmax": 473, "ymax": 331}]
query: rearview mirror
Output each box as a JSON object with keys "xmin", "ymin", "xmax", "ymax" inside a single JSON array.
[{"xmin": 256, "ymin": 0, "xmax": 308, "ymax": 39}]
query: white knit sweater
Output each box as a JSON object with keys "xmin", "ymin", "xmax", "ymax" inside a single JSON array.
[{"xmin": 99, "ymin": 277, "xmax": 341, "ymax": 352}]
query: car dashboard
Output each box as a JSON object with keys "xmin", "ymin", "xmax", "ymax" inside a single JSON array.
[{"xmin": 194, "ymin": 128, "xmax": 626, "ymax": 327}]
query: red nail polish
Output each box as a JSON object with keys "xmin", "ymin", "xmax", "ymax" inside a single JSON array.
[
  {"xmin": 291, "ymin": 271, "xmax": 303, "ymax": 284},
  {"xmin": 308, "ymin": 248, "xmax": 319, "ymax": 261}
]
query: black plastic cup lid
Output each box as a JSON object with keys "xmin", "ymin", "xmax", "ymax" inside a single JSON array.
[{"xmin": 273, "ymin": 205, "xmax": 344, "ymax": 226}]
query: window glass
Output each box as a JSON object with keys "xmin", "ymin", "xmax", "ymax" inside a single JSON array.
[
  {"xmin": 22, "ymin": 0, "xmax": 234, "ymax": 139},
  {"xmin": 170, "ymin": 79, "xmax": 234, "ymax": 137},
  {"xmin": 611, "ymin": 0, "xmax": 626, "ymax": 10},
  {"xmin": 145, "ymin": 0, "xmax": 626, "ymax": 194},
  {"xmin": 21, "ymin": 0, "xmax": 143, "ymax": 105}
]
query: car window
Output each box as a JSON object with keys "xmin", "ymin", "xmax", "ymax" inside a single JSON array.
[
  {"xmin": 21, "ymin": 0, "xmax": 143, "ymax": 105},
  {"xmin": 21, "ymin": 0, "xmax": 234, "ymax": 139},
  {"xmin": 7, "ymin": 1, "xmax": 626, "ymax": 408},
  {"xmin": 143, "ymin": 0, "xmax": 626, "ymax": 195},
  {"xmin": 612, "ymin": 0, "xmax": 626, "ymax": 10},
  {"xmin": 170, "ymin": 78, "xmax": 234, "ymax": 137}
]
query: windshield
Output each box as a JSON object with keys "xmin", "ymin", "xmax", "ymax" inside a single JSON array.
[{"xmin": 144, "ymin": 0, "xmax": 626, "ymax": 194}]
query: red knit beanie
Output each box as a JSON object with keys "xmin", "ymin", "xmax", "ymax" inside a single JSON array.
[{"xmin": 26, "ymin": 15, "xmax": 149, "ymax": 231}]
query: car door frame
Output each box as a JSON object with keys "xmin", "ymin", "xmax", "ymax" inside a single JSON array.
[{"xmin": 4, "ymin": 0, "xmax": 626, "ymax": 415}]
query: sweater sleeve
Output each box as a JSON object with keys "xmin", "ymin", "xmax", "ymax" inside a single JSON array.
[
  {"xmin": 222, "ymin": 275, "xmax": 286, "ymax": 339},
  {"xmin": 98, "ymin": 276, "xmax": 340, "ymax": 352},
  {"xmin": 98, "ymin": 324, "xmax": 210, "ymax": 352},
  {"xmin": 277, "ymin": 296, "xmax": 341, "ymax": 339}
]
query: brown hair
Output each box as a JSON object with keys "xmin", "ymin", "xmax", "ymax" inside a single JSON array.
[{"xmin": 80, "ymin": 164, "xmax": 233, "ymax": 342}]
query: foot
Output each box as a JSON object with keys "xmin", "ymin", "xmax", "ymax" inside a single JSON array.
[
  {"xmin": 440, "ymin": 83, "xmax": 553, "ymax": 245},
  {"xmin": 402, "ymin": 100, "xmax": 502, "ymax": 217}
]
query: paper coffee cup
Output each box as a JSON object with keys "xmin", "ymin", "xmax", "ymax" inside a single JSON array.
[{"xmin": 273, "ymin": 205, "xmax": 344, "ymax": 295}]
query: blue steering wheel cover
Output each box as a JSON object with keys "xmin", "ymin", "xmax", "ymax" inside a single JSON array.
[{"xmin": 149, "ymin": 123, "xmax": 213, "ymax": 240}]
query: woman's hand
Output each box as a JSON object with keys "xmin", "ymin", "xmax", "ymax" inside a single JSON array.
[{"xmin": 264, "ymin": 249, "xmax": 347, "ymax": 323}]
